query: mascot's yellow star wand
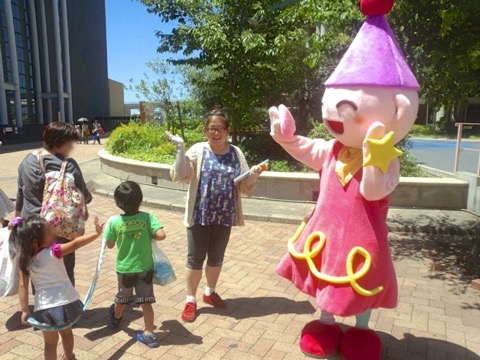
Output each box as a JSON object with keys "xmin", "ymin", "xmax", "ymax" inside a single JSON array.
[{"xmin": 363, "ymin": 131, "xmax": 403, "ymax": 174}]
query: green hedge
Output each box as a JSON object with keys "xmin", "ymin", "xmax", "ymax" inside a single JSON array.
[
  {"xmin": 106, "ymin": 121, "xmax": 204, "ymax": 164},
  {"xmin": 410, "ymin": 124, "xmax": 436, "ymax": 136},
  {"xmin": 107, "ymin": 120, "xmax": 423, "ymax": 177}
]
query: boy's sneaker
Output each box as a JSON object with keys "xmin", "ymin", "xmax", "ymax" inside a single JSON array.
[
  {"xmin": 203, "ymin": 292, "xmax": 227, "ymax": 309},
  {"xmin": 181, "ymin": 302, "xmax": 197, "ymax": 322},
  {"xmin": 109, "ymin": 304, "xmax": 122, "ymax": 327},
  {"xmin": 137, "ymin": 332, "xmax": 160, "ymax": 348}
]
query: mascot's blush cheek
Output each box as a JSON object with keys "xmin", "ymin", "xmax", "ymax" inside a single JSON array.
[{"xmin": 354, "ymin": 116, "xmax": 364, "ymax": 125}]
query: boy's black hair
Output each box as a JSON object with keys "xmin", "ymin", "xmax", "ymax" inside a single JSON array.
[
  {"xmin": 114, "ymin": 181, "xmax": 143, "ymax": 215},
  {"xmin": 42, "ymin": 121, "xmax": 79, "ymax": 150},
  {"xmin": 9, "ymin": 216, "xmax": 48, "ymax": 275}
]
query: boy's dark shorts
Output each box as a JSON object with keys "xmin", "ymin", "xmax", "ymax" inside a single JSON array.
[{"xmin": 115, "ymin": 269, "xmax": 155, "ymax": 304}]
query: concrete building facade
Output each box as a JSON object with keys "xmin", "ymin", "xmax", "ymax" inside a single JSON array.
[
  {"xmin": 0, "ymin": 0, "xmax": 109, "ymax": 140},
  {"xmin": 108, "ymin": 79, "xmax": 127, "ymax": 117}
]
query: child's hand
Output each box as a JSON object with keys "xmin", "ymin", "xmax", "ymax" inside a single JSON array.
[
  {"xmin": 21, "ymin": 310, "xmax": 30, "ymax": 326},
  {"xmin": 94, "ymin": 217, "xmax": 105, "ymax": 236}
]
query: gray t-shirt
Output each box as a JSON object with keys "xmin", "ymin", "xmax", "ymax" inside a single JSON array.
[{"xmin": 16, "ymin": 153, "xmax": 92, "ymax": 218}]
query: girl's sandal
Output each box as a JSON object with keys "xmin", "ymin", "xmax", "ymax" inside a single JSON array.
[{"xmin": 62, "ymin": 354, "xmax": 77, "ymax": 360}]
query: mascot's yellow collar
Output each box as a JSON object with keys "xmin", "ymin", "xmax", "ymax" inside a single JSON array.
[{"xmin": 335, "ymin": 146, "xmax": 363, "ymax": 187}]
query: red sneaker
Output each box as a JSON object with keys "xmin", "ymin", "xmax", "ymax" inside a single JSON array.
[
  {"xmin": 202, "ymin": 292, "xmax": 227, "ymax": 309},
  {"xmin": 181, "ymin": 302, "xmax": 197, "ymax": 322}
]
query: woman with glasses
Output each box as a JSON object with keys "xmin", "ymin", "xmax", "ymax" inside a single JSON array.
[{"xmin": 166, "ymin": 109, "xmax": 263, "ymax": 323}]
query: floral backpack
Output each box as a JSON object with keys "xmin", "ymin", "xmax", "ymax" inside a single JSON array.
[{"xmin": 37, "ymin": 153, "xmax": 86, "ymax": 240}]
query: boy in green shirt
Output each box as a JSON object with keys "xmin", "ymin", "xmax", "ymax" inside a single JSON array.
[{"xmin": 105, "ymin": 181, "xmax": 166, "ymax": 348}]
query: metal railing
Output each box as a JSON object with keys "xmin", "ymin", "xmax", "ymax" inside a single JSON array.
[{"xmin": 454, "ymin": 123, "xmax": 480, "ymax": 175}]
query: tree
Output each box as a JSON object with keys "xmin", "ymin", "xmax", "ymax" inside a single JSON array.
[
  {"xmin": 139, "ymin": 0, "xmax": 480, "ymax": 137},
  {"xmin": 137, "ymin": 0, "xmax": 318, "ymax": 141},
  {"xmin": 129, "ymin": 59, "xmax": 205, "ymax": 136},
  {"xmin": 296, "ymin": 0, "xmax": 480, "ymax": 132},
  {"xmin": 389, "ymin": 0, "xmax": 480, "ymax": 131}
]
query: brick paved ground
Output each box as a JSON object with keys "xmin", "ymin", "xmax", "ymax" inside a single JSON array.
[{"xmin": 1, "ymin": 146, "xmax": 480, "ymax": 359}]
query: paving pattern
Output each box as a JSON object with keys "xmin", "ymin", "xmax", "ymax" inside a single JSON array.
[{"xmin": 0, "ymin": 145, "xmax": 479, "ymax": 359}]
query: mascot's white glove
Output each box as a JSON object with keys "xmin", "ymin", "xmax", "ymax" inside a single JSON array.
[
  {"xmin": 165, "ymin": 131, "xmax": 188, "ymax": 180},
  {"xmin": 269, "ymin": 104, "xmax": 296, "ymax": 140}
]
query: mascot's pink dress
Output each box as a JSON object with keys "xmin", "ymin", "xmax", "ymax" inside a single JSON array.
[
  {"xmin": 269, "ymin": 0, "xmax": 420, "ymax": 359},
  {"xmin": 277, "ymin": 140, "xmax": 398, "ymax": 317}
]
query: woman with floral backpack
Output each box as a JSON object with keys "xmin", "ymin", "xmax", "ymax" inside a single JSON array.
[{"xmin": 14, "ymin": 122, "xmax": 92, "ymax": 286}]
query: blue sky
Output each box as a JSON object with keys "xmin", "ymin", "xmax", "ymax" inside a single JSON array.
[{"xmin": 105, "ymin": 0, "xmax": 177, "ymax": 103}]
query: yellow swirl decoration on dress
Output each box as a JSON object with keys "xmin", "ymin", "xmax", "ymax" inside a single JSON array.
[{"xmin": 288, "ymin": 218, "xmax": 384, "ymax": 297}]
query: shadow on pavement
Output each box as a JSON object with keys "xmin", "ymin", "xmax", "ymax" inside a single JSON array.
[
  {"xmin": 378, "ymin": 331, "xmax": 480, "ymax": 359},
  {"xmin": 159, "ymin": 319, "xmax": 203, "ymax": 345},
  {"xmin": 5, "ymin": 308, "xmax": 33, "ymax": 331},
  {"xmin": 0, "ymin": 142, "xmax": 42, "ymax": 154},
  {"xmin": 85, "ymin": 325, "xmax": 139, "ymax": 360},
  {"xmin": 83, "ymin": 317, "xmax": 202, "ymax": 359},
  {"xmin": 198, "ymin": 296, "xmax": 316, "ymax": 319},
  {"xmin": 80, "ymin": 306, "xmax": 143, "ymax": 326}
]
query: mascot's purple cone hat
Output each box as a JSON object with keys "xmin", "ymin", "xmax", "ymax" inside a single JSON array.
[{"xmin": 325, "ymin": 15, "xmax": 419, "ymax": 90}]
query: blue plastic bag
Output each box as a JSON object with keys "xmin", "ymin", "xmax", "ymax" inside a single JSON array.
[{"xmin": 152, "ymin": 241, "xmax": 176, "ymax": 286}]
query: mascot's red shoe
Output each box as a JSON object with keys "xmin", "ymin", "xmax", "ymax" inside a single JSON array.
[
  {"xmin": 300, "ymin": 321, "xmax": 343, "ymax": 358},
  {"xmin": 340, "ymin": 327, "xmax": 381, "ymax": 360}
]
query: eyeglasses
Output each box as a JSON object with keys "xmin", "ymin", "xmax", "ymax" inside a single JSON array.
[{"xmin": 206, "ymin": 127, "xmax": 227, "ymax": 133}]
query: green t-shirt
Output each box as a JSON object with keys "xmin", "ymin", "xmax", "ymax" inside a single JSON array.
[{"xmin": 104, "ymin": 212, "xmax": 163, "ymax": 274}]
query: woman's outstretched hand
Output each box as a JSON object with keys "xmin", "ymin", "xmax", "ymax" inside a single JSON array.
[
  {"xmin": 250, "ymin": 165, "xmax": 263, "ymax": 175},
  {"xmin": 165, "ymin": 131, "xmax": 184, "ymax": 145}
]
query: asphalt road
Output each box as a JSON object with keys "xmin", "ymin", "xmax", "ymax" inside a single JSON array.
[{"xmin": 410, "ymin": 138, "xmax": 480, "ymax": 174}]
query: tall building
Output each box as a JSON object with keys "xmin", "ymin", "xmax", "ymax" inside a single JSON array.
[
  {"xmin": 0, "ymin": 0, "xmax": 109, "ymax": 141},
  {"xmin": 109, "ymin": 79, "xmax": 127, "ymax": 117}
]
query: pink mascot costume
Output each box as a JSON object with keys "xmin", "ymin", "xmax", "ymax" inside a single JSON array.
[{"xmin": 270, "ymin": 0, "xmax": 419, "ymax": 359}]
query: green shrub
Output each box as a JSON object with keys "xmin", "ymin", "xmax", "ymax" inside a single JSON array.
[
  {"xmin": 106, "ymin": 121, "xmax": 206, "ymax": 164},
  {"xmin": 106, "ymin": 122, "xmax": 164, "ymax": 154},
  {"xmin": 308, "ymin": 121, "xmax": 334, "ymax": 140},
  {"xmin": 106, "ymin": 120, "xmax": 424, "ymax": 177},
  {"xmin": 269, "ymin": 160, "xmax": 291, "ymax": 172},
  {"xmin": 397, "ymin": 136, "xmax": 424, "ymax": 177},
  {"xmin": 183, "ymin": 128, "xmax": 206, "ymax": 147},
  {"xmin": 410, "ymin": 124, "xmax": 436, "ymax": 136},
  {"xmin": 269, "ymin": 160, "xmax": 312, "ymax": 173},
  {"xmin": 237, "ymin": 133, "xmax": 286, "ymax": 164}
]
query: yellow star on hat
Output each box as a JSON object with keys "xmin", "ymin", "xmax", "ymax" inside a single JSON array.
[{"xmin": 363, "ymin": 131, "xmax": 403, "ymax": 174}]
